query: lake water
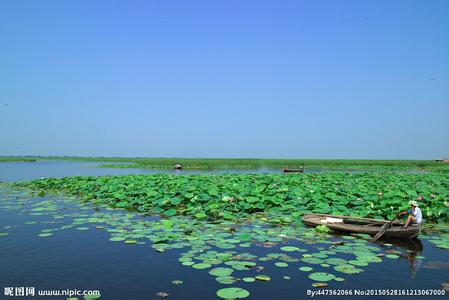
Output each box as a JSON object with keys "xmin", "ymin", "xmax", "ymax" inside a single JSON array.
[
  {"xmin": 0, "ymin": 161, "xmax": 288, "ymax": 182},
  {"xmin": 0, "ymin": 162, "xmax": 447, "ymax": 300},
  {"xmin": 0, "ymin": 161, "xmax": 429, "ymax": 183}
]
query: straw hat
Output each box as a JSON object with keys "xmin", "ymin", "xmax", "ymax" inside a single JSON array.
[{"xmin": 409, "ymin": 200, "xmax": 419, "ymax": 207}]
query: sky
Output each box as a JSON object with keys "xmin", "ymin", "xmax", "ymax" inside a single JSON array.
[{"xmin": 0, "ymin": 0, "xmax": 448, "ymax": 159}]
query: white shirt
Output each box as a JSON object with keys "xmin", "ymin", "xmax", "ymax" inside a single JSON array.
[{"xmin": 413, "ymin": 207, "xmax": 423, "ymax": 224}]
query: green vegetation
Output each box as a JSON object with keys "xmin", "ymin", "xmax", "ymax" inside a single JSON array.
[
  {"xmin": 1, "ymin": 155, "xmax": 448, "ymax": 171},
  {"xmin": 217, "ymin": 287, "xmax": 249, "ymax": 299},
  {"xmin": 1, "ymin": 178, "xmax": 449, "ymax": 294},
  {"xmin": 315, "ymin": 225, "xmax": 331, "ymax": 234},
  {"xmin": 0, "ymin": 156, "xmax": 38, "ymax": 162},
  {"xmin": 15, "ymin": 172, "xmax": 449, "ymax": 223}
]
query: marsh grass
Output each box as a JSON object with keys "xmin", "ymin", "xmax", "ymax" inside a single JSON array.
[{"xmin": 1, "ymin": 156, "xmax": 448, "ymax": 171}]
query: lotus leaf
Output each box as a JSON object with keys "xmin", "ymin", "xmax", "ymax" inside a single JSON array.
[
  {"xmin": 209, "ymin": 267, "xmax": 234, "ymax": 277},
  {"xmin": 308, "ymin": 272, "xmax": 336, "ymax": 282},
  {"xmin": 216, "ymin": 287, "xmax": 249, "ymax": 299},
  {"xmin": 255, "ymin": 275, "xmax": 271, "ymax": 281}
]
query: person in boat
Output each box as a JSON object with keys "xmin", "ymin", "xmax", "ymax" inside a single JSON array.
[{"xmin": 399, "ymin": 200, "xmax": 423, "ymax": 227}]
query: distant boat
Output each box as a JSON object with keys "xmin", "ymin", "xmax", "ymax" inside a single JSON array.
[
  {"xmin": 283, "ymin": 168, "xmax": 304, "ymax": 173},
  {"xmin": 302, "ymin": 213, "xmax": 421, "ymax": 239},
  {"xmin": 174, "ymin": 164, "xmax": 182, "ymax": 170}
]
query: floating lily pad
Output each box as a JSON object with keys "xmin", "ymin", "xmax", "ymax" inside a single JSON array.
[
  {"xmin": 192, "ymin": 263, "xmax": 212, "ymax": 269},
  {"xmin": 109, "ymin": 236, "xmax": 125, "ymax": 242},
  {"xmin": 436, "ymin": 244, "xmax": 449, "ymax": 250},
  {"xmin": 334, "ymin": 264, "xmax": 363, "ymax": 274},
  {"xmin": 209, "ymin": 267, "xmax": 234, "ymax": 277},
  {"xmin": 225, "ymin": 239, "xmax": 240, "ymax": 244},
  {"xmin": 299, "ymin": 266, "xmax": 313, "ymax": 272},
  {"xmin": 308, "ymin": 272, "xmax": 336, "ymax": 282},
  {"xmin": 325, "ymin": 258, "xmax": 347, "ymax": 265},
  {"xmin": 242, "ymin": 277, "xmax": 255, "ymax": 283},
  {"xmin": 216, "ymin": 243, "xmax": 236, "ymax": 249},
  {"xmin": 356, "ymin": 254, "xmax": 382, "ymax": 263},
  {"xmin": 225, "ymin": 261, "xmax": 256, "ymax": 270},
  {"xmin": 215, "ymin": 276, "xmax": 237, "ymax": 284},
  {"xmin": 255, "ymin": 275, "xmax": 271, "ymax": 281},
  {"xmin": 275, "ymin": 262, "xmax": 288, "ymax": 267},
  {"xmin": 311, "ymin": 252, "xmax": 328, "ymax": 259},
  {"xmin": 38, "ymin": 233, "xmax": 53, "ymax": 237},
  {"xmin": 216, "ymin": 287, "xmax": 249, "ymax": 299},
  {"xmin": 354, "ymin": 233, "xmax": 372, "ymax": 239},
  {"xmin": 280, "ymin": 246, "xmax": 300, "ymax": 252},
  {"xmin": 348, "ymin": 259, "xmax": 368, "ymax": 266},
  {"xmin": 301, "ymin": 257, "xmax": 322, "ymax": 264}
]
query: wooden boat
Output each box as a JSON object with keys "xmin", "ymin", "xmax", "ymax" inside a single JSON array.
[
  {"xmin": 283, "ymin": 168, "xmax": 304, "ymax": 173},
  {"xmin": 302, "ymin": 213, "xmax": 421, "ymax": 239}
]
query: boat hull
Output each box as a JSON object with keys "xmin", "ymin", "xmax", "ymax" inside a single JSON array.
[
  {"xmin": 283, "ymin": 169, "xmax": 304, "ymax": 173},
  {"xmin": 302, "ymin": 213, "xmax": 421, "ymax": 239}
]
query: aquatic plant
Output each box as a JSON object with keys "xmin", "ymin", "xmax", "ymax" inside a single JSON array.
[
  {"xmin": 15, "ymin": 172, "xmax": 449, "ymax": 222},
  {"xmin": 2, "ymin": 172, "xmax": 449, "ymax": 296},
  {"xmin": 315, "ymin": 225, "xmax": 331, "ymax": 234}
]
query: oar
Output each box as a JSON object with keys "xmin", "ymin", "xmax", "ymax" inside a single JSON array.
[{"xmin": 370, "ymin": 213, "xmax": 401, "ymax": 242}]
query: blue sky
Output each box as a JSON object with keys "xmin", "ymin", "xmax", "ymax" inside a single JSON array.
[{"xmin": 0, "ymin": 0, "xmax": 448, "ymax": 159}]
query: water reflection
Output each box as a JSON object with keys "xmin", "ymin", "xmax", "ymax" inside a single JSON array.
[
  {"xmin": 376, "ymin": 237, "xmax": 424, "ymax": 279},
  {"xmin": 377, "ymin": 237, "xmax": 424, "ymax": 252}
]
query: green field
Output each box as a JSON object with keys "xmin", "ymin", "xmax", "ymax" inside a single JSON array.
[{"xmin": 1, "ymin": 156, "xmax": 448, "ymax": 171}]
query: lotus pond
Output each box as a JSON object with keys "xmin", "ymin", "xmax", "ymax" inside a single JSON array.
[{"xmin": 0, "ymin": 163, "xmax": 448, "ymax": 299}]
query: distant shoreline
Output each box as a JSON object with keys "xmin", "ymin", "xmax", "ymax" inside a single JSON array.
[{"xmin": 0, "ymin": 156, "xmax": 447, "ymax": 171}]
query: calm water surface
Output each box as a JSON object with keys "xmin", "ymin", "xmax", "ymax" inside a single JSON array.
[
  {"xmin": 0, "ymin": 161, "xmax": 427, "ymax": 183},
  {"xmin": 0, "ymin": 161, "xmax": 286, "ymax": 182},
  {"xmin": 0, "ymin": 162, "xmax": 447, "ymax": 300}
]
